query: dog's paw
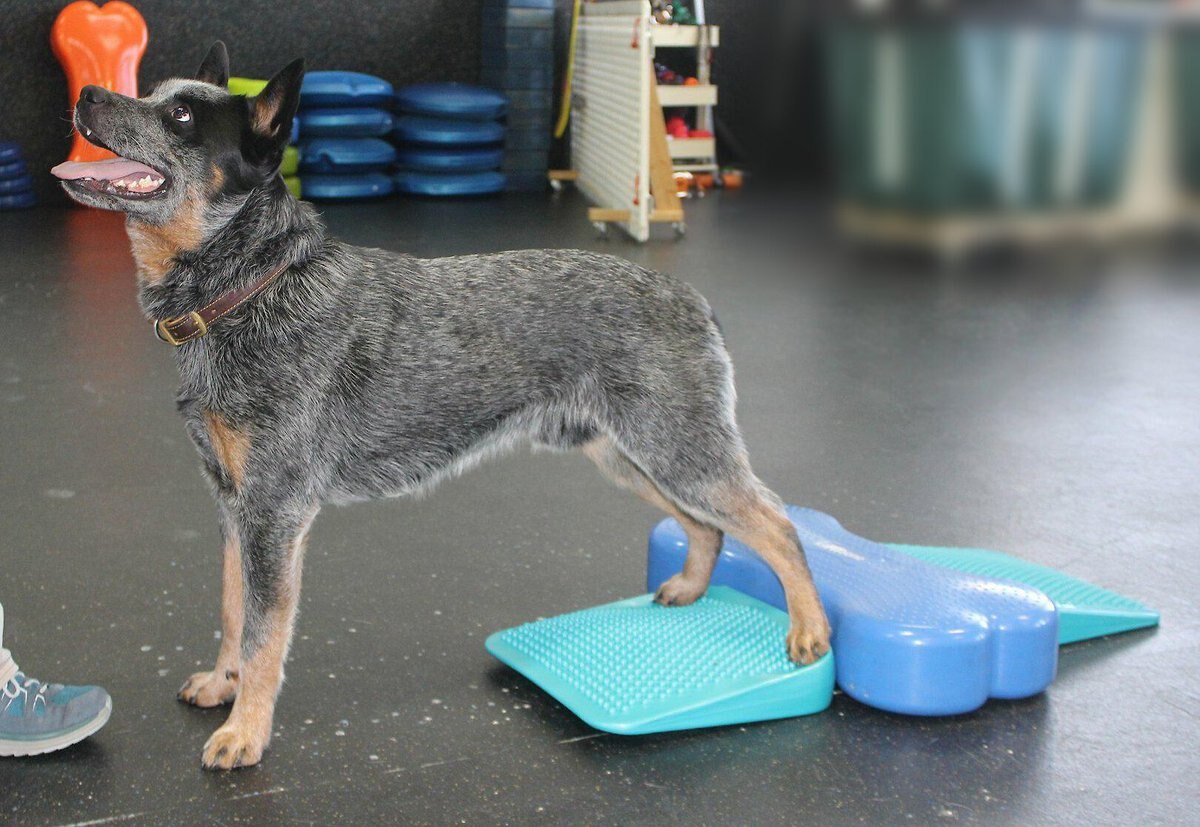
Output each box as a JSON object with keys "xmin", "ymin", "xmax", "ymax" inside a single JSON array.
[
  {"xmin": 786, "ymin": 621, "xmax": 831, "ymax": 666},
  {"xmin": 201, "ymin": 723, "xmax": 267, "ymax": 770},
  {"xmin": 653, "ymin": 573, "xmax": 708, "ymax": 607},
  {"xmin": 179, "ymin": 668, "xmax": 239, "ymax": 707}
]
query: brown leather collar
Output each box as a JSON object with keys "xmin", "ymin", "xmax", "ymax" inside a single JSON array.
[{"xmin": 153, "ymin": 261, "xmax": 290, "ymax": 347}]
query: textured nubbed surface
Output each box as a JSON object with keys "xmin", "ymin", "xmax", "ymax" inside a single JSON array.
[{"xmin": 487, "ymin": 587, "xmax": 834, "ymax": 734}]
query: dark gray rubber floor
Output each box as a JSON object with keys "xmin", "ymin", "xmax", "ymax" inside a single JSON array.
[{"xmin": 0, "ymin": 192, "xmax": 1196, "ymax": 825}]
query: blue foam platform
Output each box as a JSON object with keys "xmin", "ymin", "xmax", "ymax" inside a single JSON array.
[
  {"xmin": 298, "ymin": 107, "xmax": 394, "ymax": 138},
  {"xmin": 395, "ymin": 84, "xmax": 508, "ymax": 121},
  {"xmin": 0, "ymin": 175, "xmax": 33, "ymax": 195},
  {"xmin": 0, "ymin": 191, "xmax": 36, "ymax": 210},
  {"xmin": 889, "ymin": 544, "xmax": 1160, "ymax": 644},
  {"xmin": 300, "ymin": 71, "xmax": 393, "ymax": 108},
  {"xmin": 299, "ymin": 138, "xmax": 396, "ymax": 174},
  {"xmin": 393, "ymin": 116, "xmax": 506, "ymax": 147},
  {"xmin": 486, "ymin": 586, "xmax": 834, "ymax": 734},
  {"xmin": 648, "ymin": 507, "xmax": 1059, "ymax": 716},
  {"xmin": 301, "ymin": 172, "xmax": 393, "ymax": 200},
  {"xmin": 395, "ymin": 146, "xmax": 505, "ymax": 173},
  {"xmin": 393, "ymin": 171, "xmax": 506, "ymax": 197}
]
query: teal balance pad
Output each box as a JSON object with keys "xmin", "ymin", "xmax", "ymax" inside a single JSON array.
[
  {"xmin": 486, "ymin": 587, "xmax": 834, "ymax": 735},
  {"xmin": 888, "ymin": 544, "xmax": 1160, "ymax": 644}
]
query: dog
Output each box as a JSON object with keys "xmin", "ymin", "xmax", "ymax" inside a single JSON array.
[{"xmin": 52, "ymin": 43, "xmax": 831, "ymax": 769}]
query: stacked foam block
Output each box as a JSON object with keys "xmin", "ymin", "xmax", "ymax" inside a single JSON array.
[
  {"xmin": 297, "ymin": 72, "xmax": 397, "ymax": 200},
  {"xmin": 481, "ymin": 0, "xmax": 554, "ymax": 191},
  {"xmin": 392, "ymin": 84, "xmax": 508, "ymax": 196},
  {"xmin": 0, "ymin": 142, "xmax": 36, "ymax": 210},
  {"xmin": 229, "ymin": 77, "xmax": 302, "ymax": 198}
]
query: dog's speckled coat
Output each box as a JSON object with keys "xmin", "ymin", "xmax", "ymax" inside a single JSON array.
[{"xmin": 55, "ymin": 44, "xmax": 830, "ymax": 769}]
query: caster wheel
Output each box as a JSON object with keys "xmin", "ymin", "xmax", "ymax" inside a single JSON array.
[
  {"xmin": 673, "ymin": 222, "xmax": 687, "ymax": 239},
  {"xmin": 593, "ymin": 221, "xmax": 610, "ymax": 239}
]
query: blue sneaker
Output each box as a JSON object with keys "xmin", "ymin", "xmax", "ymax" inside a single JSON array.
[{"xmin": 0, "ymin": 660, "xmax": 111, "ymax": 757}]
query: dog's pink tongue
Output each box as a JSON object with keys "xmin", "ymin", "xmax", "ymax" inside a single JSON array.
[{"xmin": 51, "ymin": 157, "xmax": 158, "ymax": 181}]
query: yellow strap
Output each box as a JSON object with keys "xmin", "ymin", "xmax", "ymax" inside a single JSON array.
[{"xmin": 554, "ymin": 0, "xmax": 582, "ymax": 139}]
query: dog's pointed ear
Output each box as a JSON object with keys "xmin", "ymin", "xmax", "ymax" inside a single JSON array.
[
  {"xmin": 251, "ymin": 58, "xmax": 305, "ymax": 145},
  {"xmin": 196, "ymin": 41, "xmax": 230, "ymax": 88}
]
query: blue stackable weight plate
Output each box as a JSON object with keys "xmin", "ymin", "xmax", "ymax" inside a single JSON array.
[
  {"xmin": 301, "ymin": 172, "xmax": 393, "ymax": 200},
  {"xmin": 395, "ymin": 84, "xmax": 508, "ymax": 121},
  {"xmin": 299, "ymin": 138, "xmax": 396, "ymax": 174},
  {"xmin": 481, "ymin": 25, "xmax": 554, "ymax": 51},
  {"xmin": 480, "ymin": 6, "xmax": 554, "ymax": 28},
  {"xmin": 393, "ymin": 170, "xmax": 506, "ymax": 196},
  {"xmin": 648, "ymin": 506, "xmax": 1060, "ymax": 717},
  {"xmin": 481, "ymin": 64, "xmax": 554, "ymax": 90},
  {"xmin": 393, "ymin": 116, "xmax": 505, "ymax": 146},
  {"xmin": 0, "ymin": 191, "xmax": 37, "ymax": 210},
  {"xmin": 481, "ymin": 46, "xmax": 553, "ymax": 69},
  {"xmin": 300, "ymin": 71, "xmax": 394, "ymax": 108},
  {"xmin": 299, "ymin": 108, "xmax": 395, "ymax": 138},
  {"xmin": 504, "ymin": 171, "xmax": 549, "ymax": 192},
  {"xmin": 395, "ymin": 146, "xmax": 504, "ymax": 173},
  {"xmin": 486, "ymin": 587, "xmax": 834, "ymax": 735},
  {"xmin": 0, "ymin": 142, "xmax": 22, "ymax": 164},
  {"xmin": 290, "ymin": 118, "xmax": 301, "ymax": 145},
  {"xmin": 505, "ymin": 128, "xmax": 551, "ymax": 151},
  {"xmin": 483, "ymin": 0, "xmax": 555, "ymax": 8},
  {"xmin": 0, "ymin": 175, "xmax": 34, "ymax": 194},
  {"xmin": 0, "ymin": 159, "xmax": 28, "ymax": 179}
]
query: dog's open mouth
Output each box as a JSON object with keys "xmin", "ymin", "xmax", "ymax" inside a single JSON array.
[{"xmin": 51, "ymin": 154, "xmax": 169, "ymax": 200}]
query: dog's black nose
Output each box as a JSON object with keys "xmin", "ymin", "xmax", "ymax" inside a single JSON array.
[{"xmin": 81, "ymin": 85, "xmax": 106, "ymax": 105}]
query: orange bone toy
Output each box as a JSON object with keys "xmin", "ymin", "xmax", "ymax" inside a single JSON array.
[{"xmin": 51, "ymin": 1, "xmax": 148, "ymax": 164}]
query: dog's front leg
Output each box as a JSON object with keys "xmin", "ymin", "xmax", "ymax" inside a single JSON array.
[
  {"xmin": 179, "ymin": 500, "xmax": 242, "ymax": 707},
  {"xmin": 201, "ymin": 505, "xmax": 316, "ymax": 770}
]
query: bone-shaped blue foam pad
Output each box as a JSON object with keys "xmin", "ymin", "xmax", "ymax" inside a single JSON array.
[{"xmin": 647, "ymin": 507, "xmax": 1059, "ymax": 716}]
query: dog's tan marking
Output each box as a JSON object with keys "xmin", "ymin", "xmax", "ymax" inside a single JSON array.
[
  {"xmin": 178, "ymin": 528, "xmax": 244, "ymax": 707},
  {"xmin": 203, "ymin": 411, "xmax": 251, "ymax": 489},
  {"xmin": 721, "ymin": 494, "xmax": 831, "ymax": 665},
  {"xmin": 202, "ymin": 510, "xmax": 316, "ymax": 770},
  {"xmin": 209, "ymin": 164, "xmax": 225, "ymax": 194},
  {"xmin": 127, "ymin": 198, "xmax": 206, "ymax": 284},
  {"xmin": 583, "ymin": 438, "xmax": 723, "ymax": 607}
]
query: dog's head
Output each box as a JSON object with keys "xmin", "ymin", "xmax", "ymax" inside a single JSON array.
[{"xmin": 52, "ymin": 42, "xmax": 303, "ymax": 223}]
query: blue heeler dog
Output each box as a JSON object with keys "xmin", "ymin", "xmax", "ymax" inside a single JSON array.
[{"xmin": 52, "ymin": 44, "xmax": 831, "ymax": 769}]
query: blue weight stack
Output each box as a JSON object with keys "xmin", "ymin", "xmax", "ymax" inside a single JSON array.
[
  {"xmin": 0, "ymin": 142, "xmax": 36, "ymax": 210},
  {"xmin": 297, "ymin": 73, "xmax": 397, "ymax": 200},
  {"xmin": 480, "ymin": 0, "xmax": 555, "ymax": 191}
]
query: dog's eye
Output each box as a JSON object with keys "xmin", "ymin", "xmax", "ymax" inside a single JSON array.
[{"xmin": 171, "ymin": 104, "xmax": 192, "ymax": 123}]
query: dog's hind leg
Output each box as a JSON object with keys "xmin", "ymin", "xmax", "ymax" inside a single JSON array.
[
  {"xmin": 606, "ymin": 400, "xmax": 830, "ymax": 664},
  {"xmin": 583, "ymin": 437, "xmax": 723, "ymax": 607},
  {"xmin": 179, "ymin": 499, "xmax": 242, "ymax": 708},
  {"xmin": 201, "ymin": 504, "xmax": 317, "ymax": 770}
]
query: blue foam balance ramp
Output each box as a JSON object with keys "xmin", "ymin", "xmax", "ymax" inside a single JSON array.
[
  {"xmin": 298, "ymin": 108, "xmax": 394, "ymax": 138},
  {"xmin": 486, "ymin": 586, "xmax": 834, "ymax": 734},
  {"xmin": 301, "ymin": 172, "xmax": 393, "ymax": 200},
  {"xmin": 299, "ymin": 138, "xmax": 396, "ymax": 174},
  {"xmin": 395, "ymin": 84, "xmax": 508, "ymax": 121},
  {"xmin": 393, "ymin": 116, "xmax": 506, "ymax": 147},
  {"xmin": 395, "ymin": 146, "xmax": 504, "ymax": 173},
  {"xmin": 393, "ymin": 171, "xmax": 506, "ymax": 197},
  {"xmin": 648, "ymin": 507, "xmax": 1059, "ymax": 717},
  {"xmin": 888, "ymin": 544, "xmax": 1159, "ymax": 644},
  {"xmin": 300, "ymin": 71, "xmax": 394, "ymax": 107}
]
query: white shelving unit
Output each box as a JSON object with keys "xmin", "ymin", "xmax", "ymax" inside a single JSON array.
[
  {"xmin": 651, "ymin": 19, "xmax": 720, "ymax": 175},
  {"xmin": 566, "ymin": 1, "xmax": 716, "ymax": 240}
]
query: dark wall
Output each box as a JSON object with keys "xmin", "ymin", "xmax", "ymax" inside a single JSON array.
[
  {"xmin": 1, "ymin": 1, "xmax": 822, "ymax": 205},
  {"xmin": 2, "ymin": 0, "xmax": 486, "ymax": 204}
]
